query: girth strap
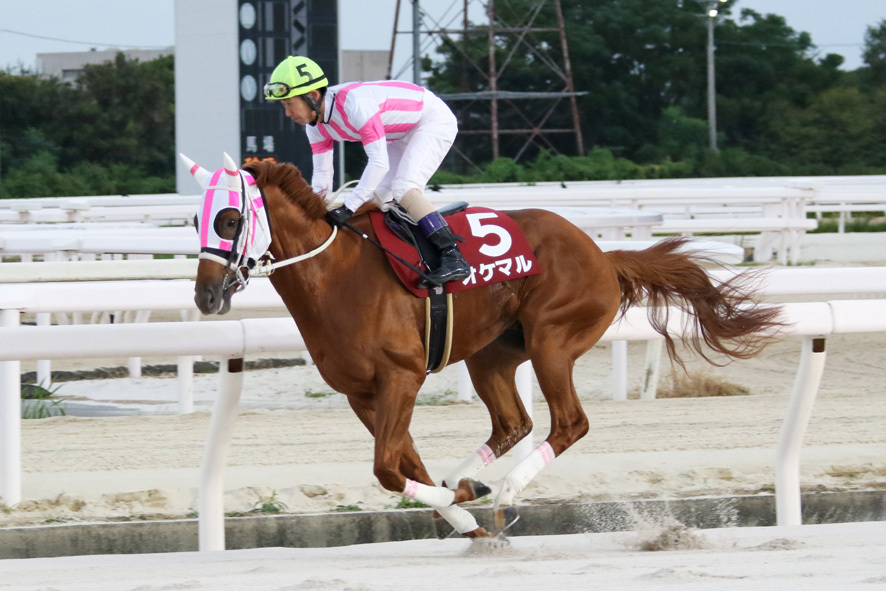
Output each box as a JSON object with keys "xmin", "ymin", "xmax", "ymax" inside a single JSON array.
[{"xmin": 424, "ymin": 286, "xmax": 453, "ymax": 374}]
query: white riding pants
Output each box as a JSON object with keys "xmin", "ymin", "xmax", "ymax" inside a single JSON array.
[{"xmin": 374, "ymin": 93, "xmax": 458, "ymax": 206}]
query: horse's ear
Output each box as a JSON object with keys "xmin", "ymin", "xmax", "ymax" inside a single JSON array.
[
  {"xmin": 222, "ymin": 152, "xmax": 242, "ymax": 190},
  {"xmin": 223, "ymin": 152, "xmax": 239, "ymax": 175},
  {"xmin": 180, "ymin": 153, "xmax": 212, "ymax": 188}
]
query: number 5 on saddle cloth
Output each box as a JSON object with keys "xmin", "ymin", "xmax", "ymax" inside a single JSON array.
[{"xmin": 371, "ymin": 203, "xmax": 542, "ymax": 373}]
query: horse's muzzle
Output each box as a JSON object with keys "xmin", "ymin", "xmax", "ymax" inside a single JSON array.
[{"xmin": 194, "ymin": 260, "xmax": 236, "ymax": 315}]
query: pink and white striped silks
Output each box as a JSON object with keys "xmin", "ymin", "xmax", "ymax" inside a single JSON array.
[{"xmin": 306, "ymin": 81, "xmax": 458, "ymax": 212}]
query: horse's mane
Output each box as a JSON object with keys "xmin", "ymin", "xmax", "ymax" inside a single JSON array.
[{"xmin": 243, "ymin": 160, "xmax": 327, "ymax": 220}]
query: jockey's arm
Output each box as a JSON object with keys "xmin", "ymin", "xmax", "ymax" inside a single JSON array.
[
  {"xmin": 309, "ymin": 135, "xmax": 335, "ymax": 200},
  {"xmin": 342, "ymin": 137, "xmax": 389, "ymax": 212}
]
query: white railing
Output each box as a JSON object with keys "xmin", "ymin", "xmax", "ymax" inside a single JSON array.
[
  {"xmin": 0, "ymin": 299, "xmax": 883, "ymax": 549},
  {"xmin": 2, "ymin": 176, "xmax": 881, "ymax": 262},
  {"xmin": 1, "ymin": 263, "xmax": 886, "ymax": 548}
]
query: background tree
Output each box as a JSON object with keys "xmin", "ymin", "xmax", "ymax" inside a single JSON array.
[
  {"xmin": 861, "ymin": 19, "xmax": 886, "ymax": 88},
  {"xmin": 425, "ymin": 0, "xmax": 874, "ymax": 176},
  {"xmin": 0, "ymin": 54, "xmax": 175, "ymax": 197}
]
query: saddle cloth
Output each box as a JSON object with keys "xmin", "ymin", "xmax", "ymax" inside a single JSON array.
[{"xmin": 369, "ymin": 206, "xmax": 542, "ymax": 298}]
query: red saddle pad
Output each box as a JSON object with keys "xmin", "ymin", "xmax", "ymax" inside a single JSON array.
[{"xmin": 370, "ymin": 206, "xmax": 542, "ymax": 297}]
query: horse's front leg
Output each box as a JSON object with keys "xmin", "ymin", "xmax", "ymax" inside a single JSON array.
[
  {"xmin": 371, "ymin": 380, "xmax": 493, "ymax": 538},
  {"xmin": 348, "ymin": 396, "xmax": 491, "ymax": 516}
]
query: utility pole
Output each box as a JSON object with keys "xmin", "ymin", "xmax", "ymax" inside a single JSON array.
[
  {"xmin": 413, "ymin": 0, "xmax": 422, "ymax": 85},
  {"xmin": 706, "ymin": 11, "xmax": 717, "ymax": 152},
  {"xmin": 487, "ymin": 0, "xmax": 499, "ymax": 160},
  {"xmin": 706, "ymin": 0, "xmax": 727, "ymax": 152}
]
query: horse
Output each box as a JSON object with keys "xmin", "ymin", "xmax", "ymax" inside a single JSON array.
[{"xmin": 182, "ymin": 153, "xmax": 782, "ymax": 539}]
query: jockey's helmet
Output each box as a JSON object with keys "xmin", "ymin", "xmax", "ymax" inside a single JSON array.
[{"xmin": 263, "ymin": 56, "xmax": 328, "ymax": 101}]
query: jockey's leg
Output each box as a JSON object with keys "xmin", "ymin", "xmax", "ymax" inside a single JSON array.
[
  {"xmin": 400, "ymin": 190, "xmax": 470, "ymax": 285},
  {"xmin": 390, "ymin": 93, "xmax": 466, "ymax": 286}
]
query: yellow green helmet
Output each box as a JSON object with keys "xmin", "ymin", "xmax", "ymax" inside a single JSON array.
[{"xmin": 263, "ymin": 56, "xmax": 328, "ymax": 100}]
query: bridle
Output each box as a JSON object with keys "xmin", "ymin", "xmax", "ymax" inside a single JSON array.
[{"xmin": 198, "ymin": 172, "xmax": 345, "ymax": 294}]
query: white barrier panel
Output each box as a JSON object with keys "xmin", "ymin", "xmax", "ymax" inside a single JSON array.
[
  {"xmin": 0, "ymin": 260, "xmax": 199, "ymax": 283},
  {"xmin": 711, "ymin": 267, "xmax": 886, "ymax": 296},
  {"xmin": 0, "ymin": 278, "xmax": 284, "ymax": 312},
  {"xmin": 0, "ymin": 318, "xmax": 303, "ymax": 361}
]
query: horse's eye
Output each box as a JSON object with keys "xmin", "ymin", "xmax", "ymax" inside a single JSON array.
[
  {"xmin": 214, "ymin": 210, "xmax": 241, "ymax": 239},
  {"xmin": 193, "ymin": 215, "xmax": 199, "ymax": 233}
]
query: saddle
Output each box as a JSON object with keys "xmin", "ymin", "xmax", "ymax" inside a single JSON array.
[
  {"xmin": 382, "ymin": 201, "xmax": 469, "ymax": 274},
  {"xmin": 370, "ymin": 202, "xmax": 542, "ymax": 374},
  {"xmin": 382, "ymin": 202, "xmax": 469, "ymax": 375}
]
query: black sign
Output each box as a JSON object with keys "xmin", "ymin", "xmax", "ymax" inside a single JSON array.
[{"xmin": 238, "ymin": 0, "xmax": 338, "ymax": 183}]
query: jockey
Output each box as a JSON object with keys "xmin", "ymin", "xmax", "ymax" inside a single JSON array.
[{"xmin": 264, "ymin": 55, "xmax": 470, "ymax": 287}]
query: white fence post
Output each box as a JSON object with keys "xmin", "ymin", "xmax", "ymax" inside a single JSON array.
[
  {"xmin": 513, "ymin": 362, "xmax": 534, "ymax": 462},
  {"xmin": 177, "ymin": 357, "xmax": 195, "ymax": 414},
  {"xmin": 198, "ymin": 358, "xmax": 244, "ymax": 552},
  {"xmin": 35, "ymin": 312, "xmax": 52, "ymax": 386},
  {"xmin": 456, "ymin": 361, "xmax": 473, "ymax": 402},
  {"xmin": 0, "ymin": 309, "xmax": 22, "ymax": 507},
  {"xmin": 640, "ymin": 339, "xmax": 663, "ymax": 400},
  {"xmin": 611, "ymin": 341, "xmax": 628, "ymax": 400},
  {"xmin": 776, "ymin": 337, "xmax": 827, "ymax": 526},
  {"xmin": 177, "ymin": 309, "xmax": 200, "ymax": 414}
]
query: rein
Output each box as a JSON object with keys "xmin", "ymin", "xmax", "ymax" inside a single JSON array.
[
  {"xmin": 339, "ymin": 220, "xmax": 442, "ymax": 288},
  {"xmin": 210, "ymin": 177, "xmax": 440, "ymax": 289},
  {"xmin": 268, "ymin": 179, "xmax": 443, "ymax": 287},
  {"xmin": 250, "ymin": 225, "xmax": 337, "ymax": 277}
]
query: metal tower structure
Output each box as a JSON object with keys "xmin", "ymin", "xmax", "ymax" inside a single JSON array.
[{"xmin": 390, "ymin": 0, "xmax": 585, "ymax": 165}]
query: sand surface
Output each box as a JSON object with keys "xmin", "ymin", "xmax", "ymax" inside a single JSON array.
[{"xmin": 2, "ymin": 522, "xmax": 886, "ymax": 591}]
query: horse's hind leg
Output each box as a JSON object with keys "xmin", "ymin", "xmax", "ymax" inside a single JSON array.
[
  {"xmin": 440, "ymin": 340, "xmax": 532, "ymax": 488},
  {"xmin": 491, "ymin": 303, "xmax": 616, "ymax": 529}
]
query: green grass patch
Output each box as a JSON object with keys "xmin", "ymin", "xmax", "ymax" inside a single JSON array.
[
  {"xmin": 251, "ymin": 491, "xmax": 288, "ymax": 514},
  {"xmin": 809, "ymin": 212, "xmax": 886, "ymax": 233},
  {"xmin": 21, "ymin": 381, "xmax": 67, "ymax": 419},
  {"xmin": 394, "ymin": 497, "xmax": 429, "ymax": 509},
  {"xmin": 304, "ymin": 390, "xmax": 336, "ymax": 399}
]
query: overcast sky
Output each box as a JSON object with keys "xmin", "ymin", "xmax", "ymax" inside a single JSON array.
[{"xmin": 0, "ymin": 0, "xmax": 883, "ymax": 76}]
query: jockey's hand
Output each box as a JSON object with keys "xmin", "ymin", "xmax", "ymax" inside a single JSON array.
[{"xmin": 326, "ymin": 205, "xmax": 354, "ymax": 227}]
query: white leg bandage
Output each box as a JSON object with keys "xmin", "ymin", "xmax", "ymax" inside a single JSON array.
[
  {"xmin": 403, "ymin": 479, "xmax": 455, "ymax": 508},
  {"xmin": 435, "ymin": 504, "xmax": 481, "ymax": 534},
  {"xmin": 442, "ymin": 444, "xmax": 496, "ymax": 489},
  {"xmin": 403, "ymin": 479, "xmax": 480, "ymax": 534},
  {"xmin": 496, "ymin": 442, "xmax": 556, "ymax": 508}
]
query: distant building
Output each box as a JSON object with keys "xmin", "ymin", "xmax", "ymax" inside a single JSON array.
[
  {"xmin": 340, "ymin": 50, "xmax": 388, "ymax": 82},
  {"xmin": 37, "ymin": 47, "xmax": 174, "ymax": 83}
]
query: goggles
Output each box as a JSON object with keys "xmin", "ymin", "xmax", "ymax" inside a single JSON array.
[{"xmin": 263, "ymin": 81, "xmax": 297, "ymax": 99}]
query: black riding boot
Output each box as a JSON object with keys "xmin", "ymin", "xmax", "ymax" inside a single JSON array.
[{"xmin": 418, "ymin": 212, "xmax": 471, "ymax": 286}]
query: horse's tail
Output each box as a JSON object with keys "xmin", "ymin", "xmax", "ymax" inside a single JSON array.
[{"xmin": 605, "ymin": 236, "xmax": 784, "ymax": 367}]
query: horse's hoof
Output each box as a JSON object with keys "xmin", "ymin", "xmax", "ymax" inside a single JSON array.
[
  {"xmin": 494, "ymin": 505, "xmax": 520, "ymax": 532},
  {"xmin": 453, "ymin": 478, "xmax": 492, "ymax": 504},
  {"xmin": 462, "ymin": 532, "xmax": 512, "ymax": 555},
  {"xmin": 472, "ymin": 480, "xmax": 493, "ymax": 498},
  {"xmin": 463, "ymin": 526, "xmax": 494, "ymax": 539}
]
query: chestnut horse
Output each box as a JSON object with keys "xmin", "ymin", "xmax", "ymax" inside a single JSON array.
[{"xmin": 184, "ymin": 154, "xmax": 781, "ymax": 539}]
